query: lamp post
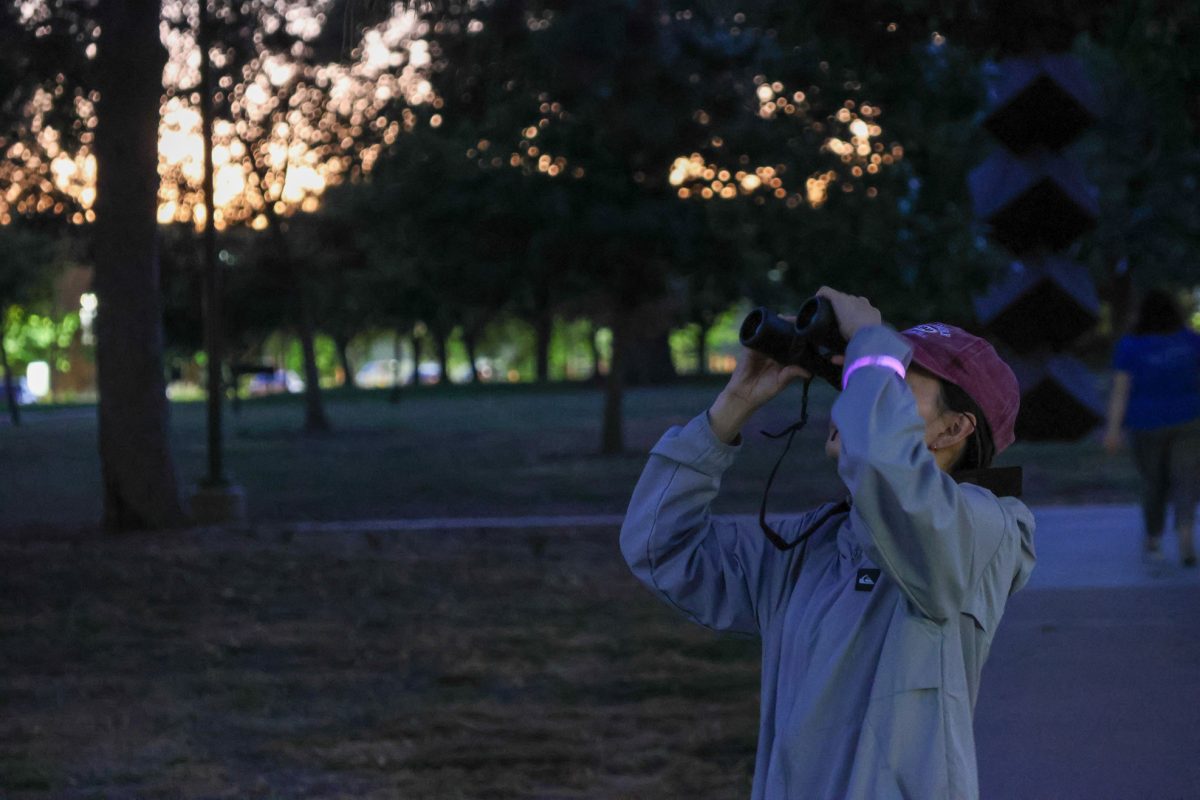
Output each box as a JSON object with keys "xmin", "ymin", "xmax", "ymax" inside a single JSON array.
[{"xmin": 189, "ymin": 0, "xmax": 246, "ymax": 524}]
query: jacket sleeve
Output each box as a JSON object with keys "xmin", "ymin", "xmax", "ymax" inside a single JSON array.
[
  {"xmin": 832, "ymin": 325, "xmax": 1029, "ymax": 623},
  {"xmin": 619, "ymin": 412, "xmax": 802, "ymax": 634}
]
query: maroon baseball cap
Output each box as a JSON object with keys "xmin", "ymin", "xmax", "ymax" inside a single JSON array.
[{"xmin": 900, "ymin": 323, "xmax": 1020, "ymax": 453}]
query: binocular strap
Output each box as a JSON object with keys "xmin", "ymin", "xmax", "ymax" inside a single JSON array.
[{"xmin": 758, "ymin": 379, "xmax": 849, "ymax": 552}]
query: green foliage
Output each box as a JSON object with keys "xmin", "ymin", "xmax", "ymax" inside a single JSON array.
[
  {"xmin": 669, "ymin": 324, "xmax": 702, "ymax": 375},
  {"xmin": 1074, "ymin": 7, "xmax": 1200, "ymax": 292},
  {"xmin": 548, "ymin": 318, "xmax": 598, "ymax": 381},
  {"xmin": 3, "ymin": 306, "xmax": 81, "ymax": 372},
  {"xmin": 0, "ymin": 223, "xmax": 71, "ymax": 373}
]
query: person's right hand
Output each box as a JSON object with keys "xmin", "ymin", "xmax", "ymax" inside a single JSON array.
[
  {"xmin": 720, "ymin": 346, "xmax": 812, "ymax": 414},
  {"xmin": 708, "ymin": 340, "xmax": 811, "ymax": 444}
]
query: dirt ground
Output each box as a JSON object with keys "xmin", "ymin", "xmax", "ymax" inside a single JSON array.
[{"xmin": 1, "ymin": 524, "xmax": 763, "ymax": 799}]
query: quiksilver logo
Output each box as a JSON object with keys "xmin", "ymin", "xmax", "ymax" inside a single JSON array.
[{"xmin": 856, "ymin": 568, "xmax": 881, "ymax": 592}]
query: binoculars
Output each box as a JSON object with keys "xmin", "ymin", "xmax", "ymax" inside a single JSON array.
[{"xmin": 739, "ymin": 296, "xmax": 846, "ymax": 388}]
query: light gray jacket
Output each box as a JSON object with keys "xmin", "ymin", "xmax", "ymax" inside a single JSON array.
[{"xmin": 620, "ymin": 325, "xmax": 1036, "ymax": 799}]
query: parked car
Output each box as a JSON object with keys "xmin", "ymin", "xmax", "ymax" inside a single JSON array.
[{"xmin": 246, "ymin": 369, "xmax": 304, "ymax": 396}]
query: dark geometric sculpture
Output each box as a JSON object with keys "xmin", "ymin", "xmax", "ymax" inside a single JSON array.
[
  {"xmin": 1009, "ymin": 354, "xmax": 1106, "ymax": 441},
  {"xmin": 973, "ymin": 257, "xmax": 1100, "ymax": 353},
  {"xmin": 971, "ymin": 52, "xmax": 1105, "ymax": 442},
  {"xmin": 968, "ymin": 148, "xmax": 1099, "ymax": 254},
  {"xmin": 983, "ymin": 55, "xmax": 1100, "ymax": 154}
]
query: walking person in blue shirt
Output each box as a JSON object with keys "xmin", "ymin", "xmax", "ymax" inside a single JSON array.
[
  {"xmin": 621, "ymin": 287, "xmax": 1035, "ymax": 799},
  {"xmin": 1103, "ymin": 289, "xmax": 1200, "ymax": 566}
]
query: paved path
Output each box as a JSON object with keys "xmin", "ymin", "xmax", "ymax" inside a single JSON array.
[{"xmin": 966, "ymin": 505, "xmax": 1200, "ymax": 799}]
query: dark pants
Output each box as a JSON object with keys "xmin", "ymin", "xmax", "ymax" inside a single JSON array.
[{"xmin": 1130, "ymin": 419, "xmax": 1200, "ymax": 537}]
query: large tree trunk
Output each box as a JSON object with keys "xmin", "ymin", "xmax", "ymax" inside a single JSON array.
[
  {"xmin": 433, "ymin": 326, "xmax": 451, "ymax": 385},
  {"xmin": 589, "ymin": 322, "xmax": 604, "ymax": 384},
  {"xmin": 0, "ymin": 332, "xmax": 20, "ymax": 427},
  {"xmin": 268, "ymin": 223, "xmax": 329, "ymax": 432},
  {"xmin": 534, "ymin": 311, "xmax": 553, "ymax": 383},
  {"xmin": 297, "ymin": 294, "xmax": 330, "ymax": 433},
  {"xmin": 335, "ymin": 333, "xmax": 354, "ymax": 389},
  {"xmin": 92, "ymin": 0, "xmax": 188, "ymax": 531},
  {"xmin": 600, "ymin": 310, "xmax": 626, "ymax": 455},
  {"xmin": 696, "ymin": 320, "xmax": 711, "ymax": 376},
  {"xmin": 408, "ymin": 329, "xmax": 423, "ymax": 386},
  {"xmin": 389, "ymin": 328, "xmax": 404, "ymax": 404},
  {"xmin": 463, "ymin": 327, "xmax": 481, "ymax": 383},
  {"xmin": 622, "ymin": 329, "xmax": 676, "ymax": 386}
]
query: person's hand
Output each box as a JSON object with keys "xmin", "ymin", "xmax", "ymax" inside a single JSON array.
[
  {"xmin": 1103, "ymin": 428, "xmax": 1123, "ymax": 455},
  {"xmin": 815, "ymin": 286, "xmax": 882, "ymax": 341},
  {"xmin": 720, "ymin": 346, "xmax": 812, "ymax": 414},
  {"xmin": 708, "ymin": 326, "xmax": 811, "ymax": 443}
]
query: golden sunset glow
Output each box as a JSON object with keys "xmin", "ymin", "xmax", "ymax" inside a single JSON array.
[
  {"xmin": 669, "ymin": 81, "xmax": 903, "ymax": 209},
  {"xmin": 2, "ymin": 2, "xmax": 424, "ymax": 229},
  {"xmin": 151, "ymin": 4, "xmax": 424, "ymax": 230},
  {"xmin": 3, "ymin": 7, "xmax": 906, "ymax": 228},
  {"xmin": 670, "ymin": 155, "xmax": 789, "ymax": 202}
]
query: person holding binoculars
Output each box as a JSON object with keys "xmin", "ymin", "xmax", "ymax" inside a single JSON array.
[{"xmin": 620, "ymin": 286, "xmax": 1035, "ymax": 800}]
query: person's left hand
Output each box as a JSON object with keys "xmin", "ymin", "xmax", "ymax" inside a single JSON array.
[{"xmin": 815, "ymin": 286, "xmax": 882, "ymax": 342}]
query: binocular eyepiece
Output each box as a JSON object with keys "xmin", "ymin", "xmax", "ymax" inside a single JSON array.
[{"xmin": 739, "ymin": 296, "xmax": 847, "ymax": 388}]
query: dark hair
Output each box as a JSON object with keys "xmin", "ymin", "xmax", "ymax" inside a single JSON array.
[
  {"xmin": 909, "ymin": 364, "xmax": 996, "ymax": 471},
  {"xmin": 938, "ymin": 381, "xmax": 996, "ymax": 472},
  {"xmin": 1133, "ymin": 289, "xmax": 1185, "ymax": 335}
]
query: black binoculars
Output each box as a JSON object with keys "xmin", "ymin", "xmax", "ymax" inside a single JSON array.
[{"xmin": 739, "ymin": 296, "xmax": 847, "ymax": 388}]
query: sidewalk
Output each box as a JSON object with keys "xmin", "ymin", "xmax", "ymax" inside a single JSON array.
[
  {"xmin": 1021, "ymin": 503, "xmax": 1200, "ymax": 589},
  {"xmin": 974, "ymin": 503, "xmax": 1200, "ymax": 799}
]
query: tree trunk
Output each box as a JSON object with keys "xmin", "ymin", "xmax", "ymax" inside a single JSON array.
[
  {"xmin": 463, "ymin": 328, "xmax": 481, "ymax": 383},
  {"xmin": 297, "ymin": 296, "xmax": 330, "ymax": 433},
  {"xmin": 389, "ymin": 328, "xmax": 404, "ymax": 404},
  {"xmin": 0, "ymin": 332, "xmax": 20, "ymax": 427},
  {"xmin": 231, "ymin": 368, "xmax": 242, "ymax": 415},
  {"xmin": 589, "ymin": 322, "xmax": 604, "ymax": 384},
  {"xmin": 696, "ymin": 320, "xmax": 711, "ymax": 376},
  {"xmin": 267, "ymin": 221, "xmax": 329, "ymax": 433},
  {"xmin": 433, "ymin": 327, "xmax": 451, "ymax": 385},
  {"xmin": 92, "ymin": 0, "xmax": 187, "ymax": 531},
  {"xmin": 622, "ymin": 329, "xmax": 677, "ymax": 386},
  {"xmin": 408, "ymin": 329, "xmax": 423, "ymax": 386},
  {"xmin": 534, "ymin": 311, "xmax": 553, "ymax": 383},
  {"xmin": 335, "ymin": 334, "xmax": 354, "ymax": 389},
  {"xmin": 600, "ymin": 310, "xmax": 626, "ymax": 455}
]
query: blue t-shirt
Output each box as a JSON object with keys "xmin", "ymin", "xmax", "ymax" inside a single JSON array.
[{"xmin": 1113, "ymin": 329, "xmax": 1200, "ymax": 430}]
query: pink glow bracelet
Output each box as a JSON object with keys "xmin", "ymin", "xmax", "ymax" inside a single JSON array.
[{"xmin": 841, "ymin": 354, "xmax": 906, "ymax": 390}]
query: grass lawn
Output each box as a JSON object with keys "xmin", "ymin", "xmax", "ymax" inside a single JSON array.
[
  {"xmin": 0, "ymin": 524, "xmax": 762, "ymax": 799},
  {"xmin": 2, "ymin": 379, "xmax": 1138, "ymax": 531}
]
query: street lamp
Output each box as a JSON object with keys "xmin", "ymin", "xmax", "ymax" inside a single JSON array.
[{"xmin": 188, "ymin": 0, "xmax": 246, "ymax": 525}]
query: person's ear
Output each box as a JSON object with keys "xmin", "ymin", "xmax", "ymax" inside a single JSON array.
[{"xmin": 931, "ymin": 411, "xmax": 976, "ymax": 451}]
